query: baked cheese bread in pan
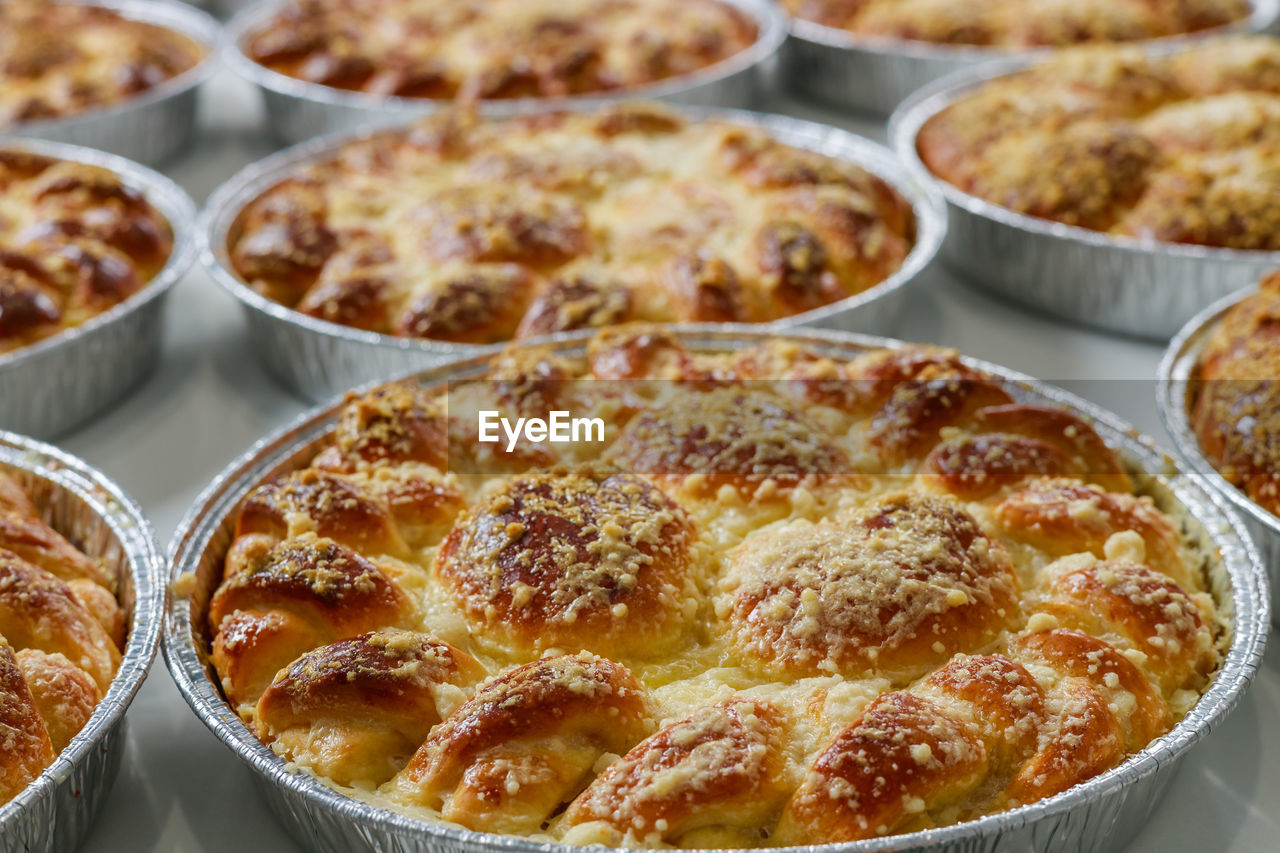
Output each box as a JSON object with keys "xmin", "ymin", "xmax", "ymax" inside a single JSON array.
[
  {"xmin": 0, "ymin": 470, "xmax": 124, "ymax": 805},
  {"xmin": 0, "ymin": 0, "xmax": 204, "ymax": 128},
  {"xmin": 205, "ymin": 326, "xmax": 1223, "ymax": 847},
  {"xmin": 916, "ymin": 36, "xmax": 1280, "ymax": 251},
  {"xmin": 784, "ymin": 0, "xmax": 1250, "ymax": 48},
  {"xmin": 1190, "ymin": 271, "xmax": 1280, "ymax": 516},
  {"xmin": 225, "ymin": 104, "xmax": 917, "ymax": 343},
  {"xmin": 0, "ymin": 148, "xmax": 175, "ymax": 356},
  {"xmin": 243, "ymin": 0, "xmax": 759, "ymax": 101}
]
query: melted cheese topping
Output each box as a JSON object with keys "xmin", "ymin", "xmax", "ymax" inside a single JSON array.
[
  {"xmin": 208, "ymin": 330, "xmax": 1224, "ymax": 847},
  {"xmin": 0, "ymin": 149, "xmax": 175, "ymax": 355},
  {"xmin": 785, "ymin": 0, "xmax": 1249, "ymax": 47},
  {"xmin": 245, "ymin": 0, "xmax": 758, "ymax": 100},
  {"xmin": 918, "ymin": 37, "xmax": 1280, "ymax": 250},
  {"xmin": 0, "ymin": 1, "xmax": 203, "ymax": 127},
  {"xmin": 226, "ymin": 104, "xmax": 916, "ymax": 341}
]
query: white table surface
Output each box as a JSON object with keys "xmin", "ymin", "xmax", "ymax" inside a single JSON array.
[{"xmin": 62, "ymin": 70, "xmax": 1278, "ymax": 852}]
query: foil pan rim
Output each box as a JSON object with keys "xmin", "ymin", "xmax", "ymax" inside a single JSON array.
[
  {"xmin": 887, "ymin": 57, "xmax": 1280, "ymax": 266},
  {"xmin": 164, "ymin": 324, "xmax": 1268, "ymax": 853},
  {"xmin": 197, "ymin": 106, "xmax": 948, "ymax": 362},
  {"xmin": 0, "ymin": 0, "xmax": 222, "ymax": 138},
  {"xmin": 0, "ymin": 136, "xmax": 198, "ymax": 372},
  {"xmin": 788, "ymin": 0, "xmax": 1276, "ymax": 60},
  {"xmin": 1156, "ymin": 288, "xmax": 1280, "ymax": 537},
  {"xmin": 0, "ymin": 431, "xmax": 164, "ymax": 828},
  {"xmin": 222, "ymin": 0, "xmax": 786, "ymax": 116}
]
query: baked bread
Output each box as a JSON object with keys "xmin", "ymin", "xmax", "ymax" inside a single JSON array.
[
  {"xmin": 785, "ymin": 0, "xmax": 1249, "ymax": 48},
  {"xmin": 1189, "ymin": 270, "xmax": 1280, "ymax": 515},
  {"xmin": 0, "ymin": 472, "xmax": 123, "ymax": 805},
  {"xmin": 0, "ymin": 148, "xmax": 175, "ymax": 356},
  {"xmin": 225, "ymin": 103, "xmax": 916, "ymax": 341},
  {"xmin": 917, "ymin": 37, "xmax": 1280, "ymax": 250},
  {"xmin": 244, "ymin": 0, "xmax": 757, "ymax": 101},
  {"xmin": 0, "ymin": 0, "xmax": 203, "ymax": 127},
  {"xmin": 207, "ymin": 327, "xmax": 1222, "ymax": 846}
]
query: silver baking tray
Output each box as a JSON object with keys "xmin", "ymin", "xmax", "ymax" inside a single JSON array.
[
  {"xmin": 887, "ymin": 62, "xmax": 1280, "ymax": 341},
  {"xmin": 1158, "ymin": 287, "xmax": 1280, "ymax": 625},
  {"xmin": 0, "ymin": 137, "xmax": 198, "ymax": 438},
  {"xmin": 198, "ymin": 106, "xmax": 948, "ymax": 402},
  {"xmin": 0, "ymin": 0, "xmax": 222, "ymax": 166},
  {"xmin": 781, "ymin": 0, "xmax": 1277, "ymax": 117},
  {"xmin": 222, "ymin": 0, "xmax": 787, "ymax": 144},
  {"xmin": 165, "ymin": 325, "xmax": 1268, "ymax": 853},
  {"xmin": 0, "ymin": 431, "xmax": 163, "ymax": 853}
]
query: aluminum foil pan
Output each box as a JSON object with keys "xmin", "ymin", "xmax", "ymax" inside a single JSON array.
[
  {"xmin": 198, "ymin": 107, "xmax": 948, "ymax": 403},
  {"xmin": 781, "ymin": 0, "xmax": 1277, "ymax": 117},
  {"xmin": 1158, "ymin": 287, "xmax": 1280, "ymax": 625},
  {"xmin": 887, "ymin": 64, "xmax": 1280, "ymax": 341},
  {"xmin": 0, "ymin": 0, "xmax": 221, "ymax": 166},
  {"xmin": 0, "ymin": 137, "xmax": 198, "ymax": 439},
  {"xmin": 165, "ymin": 325, "xmax": 1268, "ymax": 853},
  {"xmin": 222, "ymin": 0, "xmax": 787, "ymax": 144},
  {"xmin": 0, "ymin": 431, "xmax": 163, "ymax": 853}
]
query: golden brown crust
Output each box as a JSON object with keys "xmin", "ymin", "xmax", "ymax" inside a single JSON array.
[
  {"xmin": 245, "ymin": 0, "xmax": 757, "ymax": 101},
  {"xmin": 1191, "ymin": 271, "xmax": 1280, "ymax": 515},
  {"xmin": 205, "ymin": 328, "xmax": 1223, "ymax": 845},
  {"xmin": 209, "ymin": 536, "xmax": 414, "ymax": 712},
  {"xmin": 256, "ymin": 630, "xmax": 485, "ymax": 786},
  {"xmin": 721, "ymin": 492, "xmax": 1021, "ymax": 682},
  {"xmin": 784, "ymin": 0, "xmax": 1249, "ymax": 47},
  {"xmin": 0, "ymin": 474, "xmax": 121, "ymax": 806},
  {"xmin": 563, "ymin": 699, "xmax": 792, "ymax": 846},
  {"xmin": 437, "ymin": 464, "xmax": 700, "ymax": 658},
  {"xmin": 15, "ymin": 648, "xmax": 99, "ymax": 753},
  {"xmin": 0, "ymin": 152, "xmax": 174, "ymax": 356},
  {"xmin": 389, "ymin": 654, "xmax": 653, "ymax": 833},
  {"xmin": 0, "ymin": 639, "xmax": 54, "ymax": 804},
  {"xmin": 227, "ymin": 104, "xmax": 916, "ymax": 342},
  {"xmin": 0, "ymin": 1, "xmax": 203, "ymax": 127},
  {"xmin": 918, "ymin": 38, "xmax": 1280, "ymax": 250}
]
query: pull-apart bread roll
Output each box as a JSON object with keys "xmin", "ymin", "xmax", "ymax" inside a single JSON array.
[
  {"xmin": 206, "ymin": 327, "xmax": 1225, "ymax": 846},
  {"xmin": 916, "ymin": 38, "xmax": 1280, "ymax": 251},
  {"xmin": 0, "ymin": 474, "xmax": 123, "ymax": 806},
  {"xmin": 1191, "ymin": 271, "xmax": 1280, "ymax": 516}
]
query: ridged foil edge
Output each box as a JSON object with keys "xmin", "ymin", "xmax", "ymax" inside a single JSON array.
[
  {"xmin": 165, "ymin": 325, "xmax": 1269, "ymax": 853},
  {"xmin": 222, "ymin": 0, "xmax": 787, "ymax": 145},
  {"xmin": 1157, "ymin": 288, "xmax": 1280, "ymax": 624},
  {"xmin": 0, "ymin": 432, "xmax": 163, "ymax": 853},
  {"xmin": 198, "ymin": 106, "xmax": 948, "ymax": 402},
  {"xmin": 780, "ymin": 0, "xmax": 1278, "ymax": 117},
  {"xmin": 886, "ymin": 62, "xmax": 1280, "ymax": 340},
  {"xmin": 0, "ymin": 0, "xmax": 222, "ymax": 165},
  {"xmin": 0, "ymin": 137, "xmax": 198, "ymax": 438}
]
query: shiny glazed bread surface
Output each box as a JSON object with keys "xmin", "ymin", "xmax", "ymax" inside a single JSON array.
[
  {"xmin": 207, "ymin": 327, "xmax": 1222, "ymax": 846},
  {"xmin": 245, "ymin": 0, "xmax": 758, "ymax": 100},
  {"xmin": 226, "ymin": 103, "xmax": 916, "ymax": 342},
  {"xmin": 1191, "ymin": 270, "xmax": 1280, "ymax": 515},
  {"xmin": 0, "ymin": 472, "xmax": 123, "ymax": 805},
  {"xmin": 0, "ymin": 149, "xmax": 174, "ymax": 355},
  {"xmin": 918, "ymin": 37, "xmax": 1280, "ymax": 250},
  {"xmin": 0, "ymin": 0, "xmax": 203, "ymax": 127}
]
